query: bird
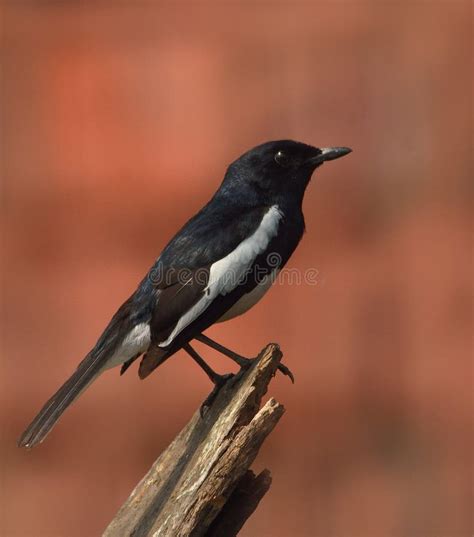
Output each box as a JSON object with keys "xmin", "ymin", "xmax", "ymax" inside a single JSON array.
[{"xmin": 18, "ymin": 140, "xmax": 351, "ymax": 448}]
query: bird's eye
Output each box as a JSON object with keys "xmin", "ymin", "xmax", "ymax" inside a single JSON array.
[{"xmin": 274, "ymin": 150, "xmax": 290, "ymax": 168}]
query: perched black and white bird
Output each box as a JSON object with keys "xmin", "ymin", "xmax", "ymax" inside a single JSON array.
[{"xmin": 18, "ymin": 140, "xmax": 351, "ymax": 448}]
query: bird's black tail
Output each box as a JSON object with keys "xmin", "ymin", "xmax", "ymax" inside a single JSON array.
[
  {"xmin": 18, "ymin": 294, "xmax": 143, "ymax": 448},
  {"xmin": 18, "ymin": 350, "xmax": 105, "ymax": 448}
]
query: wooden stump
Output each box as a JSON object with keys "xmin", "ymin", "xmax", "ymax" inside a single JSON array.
[{"xmin": 103, "ymin": 344, "xmax": 286, "ymax": 537}]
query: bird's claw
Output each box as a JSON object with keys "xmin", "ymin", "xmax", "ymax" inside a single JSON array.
[
  {"xmin": 238, "ymin": 355, "xmax": 295, "ymax": 384},
  {"xmin": 277, "ymin": 362, "xmax": 295, "ymax": 383},
  {"xmin": 200, "ymin": 373, "xmax": 234, "ymax": 417}
]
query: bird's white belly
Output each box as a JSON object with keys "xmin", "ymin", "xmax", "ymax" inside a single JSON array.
[{"xmin": 217, "ymin": 271, "xmax": 277, "ymax": 323}]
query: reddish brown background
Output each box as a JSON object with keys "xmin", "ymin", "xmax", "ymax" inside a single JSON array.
[{"xmin": 1, "ymin": 2, "xmax": 472, "ymax": 536}]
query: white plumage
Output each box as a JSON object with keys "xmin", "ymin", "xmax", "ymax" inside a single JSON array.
[
  {"xmin": 217, "ymin": 269, "xmax": 278, "ymax": 322},
  {"xmin": 158, "ymin": 205, "xmax": 283, "ymax": 347},
  {"xmin": 105, "ymin": 322, "xmax": 151, "ymax": 369}
]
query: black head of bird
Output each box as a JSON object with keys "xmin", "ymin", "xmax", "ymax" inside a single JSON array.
[{"xmin": 218, "ymin": 140, "xmax": 352, "ymax": 207}]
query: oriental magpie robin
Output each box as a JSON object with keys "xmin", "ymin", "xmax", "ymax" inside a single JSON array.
[{"xmin": 18, "ymin": 140, "xmax": 351, "ymax": 448}]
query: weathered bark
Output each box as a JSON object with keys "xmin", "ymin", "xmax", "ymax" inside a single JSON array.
[{"xmin": 103, "ymin": 344, "xmax": 286, "ymax": 537}]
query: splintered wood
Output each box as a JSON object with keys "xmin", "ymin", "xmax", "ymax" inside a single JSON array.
[{"xmin": 103, "ymin": 344, "xmax": 286, "ymax": 537}]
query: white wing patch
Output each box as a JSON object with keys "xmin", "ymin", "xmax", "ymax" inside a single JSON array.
[{"xmin": 158, "ymin": 205, "xmax": 284, "ymax": 347}]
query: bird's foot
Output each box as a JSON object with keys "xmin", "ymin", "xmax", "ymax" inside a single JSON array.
[
  {"xmin": 200, "ymin": 373, "xmax": 234, "ymax": 416},
  {"xmin": 195, "ymin": 335, "xmax": 295, "ymax": 383},
  {"xmin": 235, "ymin": 354, "xmax": 295, "ymax": 384}
]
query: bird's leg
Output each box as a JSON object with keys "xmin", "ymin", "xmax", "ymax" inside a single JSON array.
[
  {"xmin": 183, "ymin": 342, "xmax": 225, "ymax": 383},
  {"xmin": 195, "ymin": 333, "xmax": 295, "ymax": 383},
  {"xmin": 195, "ymin": 334, "xmax": 251, "ymax": 367},
  {"xmin": 183, "ymin": 343, "xmax": 234, "ymax": 414}
]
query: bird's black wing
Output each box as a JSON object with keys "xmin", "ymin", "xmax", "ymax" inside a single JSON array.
[{"xmin": 138, "ymin": 203, "xmax": 288, "ymax": 377}]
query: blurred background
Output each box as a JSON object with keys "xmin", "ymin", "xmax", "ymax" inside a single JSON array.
[{"xmin": 1, "ymin": 2, "xmax": 472, "ymax": 536}]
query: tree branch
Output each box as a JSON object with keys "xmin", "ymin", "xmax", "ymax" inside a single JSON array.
[{"xmin": 103, "ymin": 344, "xmax": 285, "ymax": 537}]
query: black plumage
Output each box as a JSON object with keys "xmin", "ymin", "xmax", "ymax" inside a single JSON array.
[{"xmin": 18, "ymin": 140, "xmax": 351, "ymax": 448}]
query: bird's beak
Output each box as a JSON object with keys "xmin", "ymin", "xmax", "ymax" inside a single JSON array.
[{"xmin": 307, "ymin": 147, "xmax": 352, "ymax": 167}]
